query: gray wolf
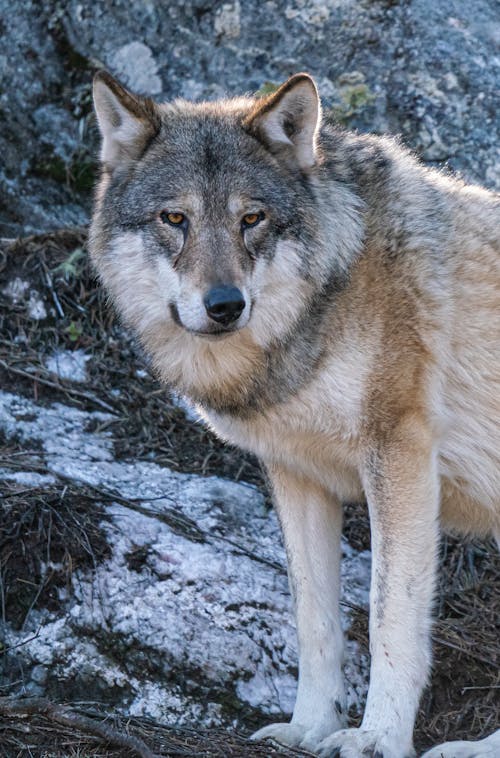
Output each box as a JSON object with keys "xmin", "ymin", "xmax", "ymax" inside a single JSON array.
[{"xmin": 89, "ymin": 70, "xmax": 500, "ymax": 758}]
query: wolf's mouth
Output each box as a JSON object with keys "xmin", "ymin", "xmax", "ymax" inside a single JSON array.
[
  {"xmin": 169, "ymin": 302, "xmax": 247, "ymax": 339},
  {"xmin": 189, "ymin": 328, "xmax": 237, "ymax": 340}
]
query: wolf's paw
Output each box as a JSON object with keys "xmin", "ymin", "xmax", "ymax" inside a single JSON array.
[
  {"xmin": 317, "ymin": 728, "xmax": 415, "ymax": 758},
  {"xmin": 251, "ymin": 720, "xmax": 341, "ymax": 752},
  {"xmin": 421, "ymin": 730, "xmax": 500, "ymax": 758},
  {"xmin": 250, "ymin": 722, "xmax": 307, "ymax": 749}
]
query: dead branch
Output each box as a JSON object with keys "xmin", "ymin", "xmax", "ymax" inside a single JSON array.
[
  {"xmin": 0, "ymin": 697, "xmax": 159, "ymax": 758},
  {"xmin": 0, "ymin": 358, "xmax": 118, "ymax": 414}
]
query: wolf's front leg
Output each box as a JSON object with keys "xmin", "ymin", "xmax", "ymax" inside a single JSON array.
[
  {"xmin": 251, "ymin": 464, "xmax": 346, "ymax": 752},
  {"xmin": 319, "ymin": 417, "xmax": 439, "ymax": 758}
]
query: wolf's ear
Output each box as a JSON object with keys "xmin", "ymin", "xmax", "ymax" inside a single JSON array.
[
  {"xmin": 93, "ymin": 70, "xmax": 161, "ymax": 170},
  {"xmin": 244, "ymin": 74, "xmax": 321, "ymax": 170}
]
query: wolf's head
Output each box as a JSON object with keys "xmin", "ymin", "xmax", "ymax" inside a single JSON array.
[{"xmin": 89, "ymin": 72, "xmax": 363, "ymax": 406}]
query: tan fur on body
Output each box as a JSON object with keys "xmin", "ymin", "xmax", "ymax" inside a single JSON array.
[{"xmin": 90, "ymin": 71, "xmax": 500, "ymax": 758}]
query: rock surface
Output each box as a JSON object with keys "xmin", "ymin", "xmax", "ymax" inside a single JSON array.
[
  {"xmin": 1, "ymin": 0, "xmax": 499, "ymax": 236},
  {"xmin": 0, "ymin": 388, "xmax": 370, "ymax": 730}
]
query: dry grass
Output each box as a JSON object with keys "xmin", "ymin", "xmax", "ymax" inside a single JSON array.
[
  {"xmin": 0, "ymin": 476, "xmax": 111, "ymax": 630},
  {"xmin": 0, "ymin": 230, "xmax": 499, "ymax": 756},
  {"xmin": 0, "ymin": 702, "xmax": 314, "ymax": 758}
]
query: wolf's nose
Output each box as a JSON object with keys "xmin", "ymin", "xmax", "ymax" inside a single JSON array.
[{"xmin": 204, "ymin": 285, "xmax": 245, "ymax": 326}]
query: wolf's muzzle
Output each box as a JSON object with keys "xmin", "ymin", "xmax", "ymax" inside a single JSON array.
[{"xmin": 204, "ymin": 285, "xmax": 245, "ymax": 327}]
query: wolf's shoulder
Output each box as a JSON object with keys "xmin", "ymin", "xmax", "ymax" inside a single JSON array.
[{"xmin": 318, "ymin": 121, "xmax": 499, "ymax": 207}]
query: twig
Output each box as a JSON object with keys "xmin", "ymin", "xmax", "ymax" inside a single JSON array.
[
  {"xmin": 431, "ymin": 635, "xmax": 495, "ymax": 667},
  {"xmin": 0, "ymin": 359, "xmax": 117, "ymax": 414},
  {"xmin": 0, "ymin": 697, "xmax": 159, "ymax": 758},
  {"xmin": 73, "ymin": 480, "xmax": 207, "ymax": 544},
  {"xmin": 0, "ymin": 629, "xmax": 41, "ymax": 655},
  {"xmin": 461, "ymin": 684, "xmax": 500, "ymax": 692},
  {"xmin": 0, "ymin": 567, "xmax": 6, "ymax": 628},
  {"xmin": 44, "ymin": 268, "xmax": 65, "ymax": 318}
]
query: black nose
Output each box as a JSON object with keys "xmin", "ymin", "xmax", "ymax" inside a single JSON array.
[{"xmin": 204, "ymin": 285, "xmax": 245, "ymax": 326}]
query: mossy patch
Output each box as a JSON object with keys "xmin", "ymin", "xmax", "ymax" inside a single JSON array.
[
  {"xmin": 31, "ymin": 147, "xmax": 97, "ymax": 193},
  {"xmin": 330, "ymin": 82, "xmax": 376, "ymax": 124},
  {"xmin": 255, "ymin": 81, "xmax": 279, "ymax": 97}
]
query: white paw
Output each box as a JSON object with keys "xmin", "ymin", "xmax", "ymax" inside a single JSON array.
[
  {"xmin": 251, "ymin": 719, "xmax": 344, "ymax": 752},
  {"xmin": 251, "ymin": 722, "xmax": 305, "ymax": 748},
  {"xmin": 317, "ymin": 727, "xmax": 415, "ymax": 758},
  {"xmin": 422, "ymin": 731, "xmax": 500, "ymax": 758}
]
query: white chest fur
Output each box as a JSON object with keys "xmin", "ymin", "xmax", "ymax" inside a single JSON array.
[{"xmin": 202, "ymin": 357, "xmax": 367, "ymax": 503}]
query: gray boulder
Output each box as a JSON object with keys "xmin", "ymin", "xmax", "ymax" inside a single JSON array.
[{"xmin": 0, "ymin": 0, "xmax": 498, "ymax": 236}]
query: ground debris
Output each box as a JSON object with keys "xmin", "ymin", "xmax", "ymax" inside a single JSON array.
[{"xmin": 0, "ymin": 697, "xmax": 312, "ymax": 757}]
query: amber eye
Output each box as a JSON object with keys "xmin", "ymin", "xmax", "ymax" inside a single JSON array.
[
  {"xmin": 160, "ymin": 211, "xmax": 186, "ymax": 226},
  {"xmin": 242, "ymin": 212, "xmax": 264, "ymax": 228}
]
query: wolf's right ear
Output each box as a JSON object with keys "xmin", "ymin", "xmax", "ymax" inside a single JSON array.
[
  {"xmin": 243, "ymin": 73, "xmax": 321, "ymax": 170},
  {"xmin": 93, "ymin": 70, "xmax": 161, "ymax": 170}
]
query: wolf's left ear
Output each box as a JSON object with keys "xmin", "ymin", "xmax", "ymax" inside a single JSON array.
[
  {"xmin": 244, "ymin": 74, "xmax": 321, "ymax": 170},
  {"xmin": 93, "ymin": 70, "xmax": 161, "ymax": 170}
]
